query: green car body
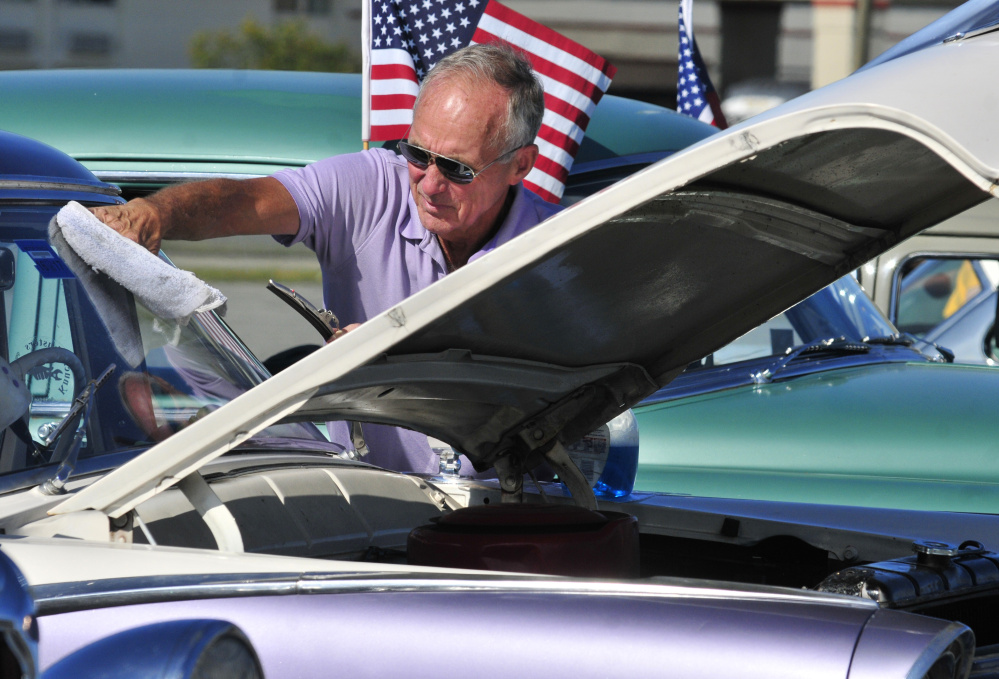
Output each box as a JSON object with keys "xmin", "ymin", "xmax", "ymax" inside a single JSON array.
[
  {"xmin": 634, "ymin": 360, "xmax": 999, "ymax": 514},
  {"xmin": 0, "ymin": 69, "xmax": 716, "ymax": 198},
  {"xmin": 0, "ymin": 67, "xmax": 717, "ymax": 361}
]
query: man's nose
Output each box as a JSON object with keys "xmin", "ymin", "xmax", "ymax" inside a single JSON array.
[{"xmin": 421, "ymin": 162, "xmax": 450, "ymax": 194}]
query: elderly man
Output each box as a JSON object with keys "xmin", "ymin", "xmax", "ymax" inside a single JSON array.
[{"xmin": 91, "ymin": 42, "xmax": 560, "ymax": 473}]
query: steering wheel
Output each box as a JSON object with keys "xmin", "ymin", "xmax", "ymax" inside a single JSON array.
[
  {"xmin": 10, "ymin": 347, "xmax": 86, "ymax": 400},
  {"xmin": 1, "ymin": 348, "xmax": 86, "ymax": 459}
]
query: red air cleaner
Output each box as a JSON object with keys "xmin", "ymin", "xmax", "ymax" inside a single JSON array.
[{"xmin": 408, "ymin": 504, "xmax": 639, "ymax": 578}]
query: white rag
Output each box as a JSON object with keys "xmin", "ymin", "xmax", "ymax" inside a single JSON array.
[{"xmin": 49, "ymin": 201, "xmax": 227, "ymax": 367}]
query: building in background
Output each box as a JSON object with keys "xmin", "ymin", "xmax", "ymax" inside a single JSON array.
[
  {"xmin": 0, "ymin": 0, "xmax": 963, "ymax": 113},
  {"xmin": 0, "ymin": 0, "xmax": 358, "ymax": 70}
]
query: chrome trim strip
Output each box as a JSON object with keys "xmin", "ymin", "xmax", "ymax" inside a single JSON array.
[
  {"xmin": 93, "ymin": 171, "xmax": 262, "ymax": 183},
  {"xmin": 33, "ymin": 572, "xmax": 878, "ymax": 616},
  {"xmin": 0, "ymin": 180, "xmax": 120, "ymax": 196}
]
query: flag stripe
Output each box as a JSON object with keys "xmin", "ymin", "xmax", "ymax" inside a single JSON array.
[
  {"xmin": 474, "ymin": 27, "xmax": 606, "ymax": 107},
  {"xmin": 483, "ymin": 1, "xmax": 615, "ymax": 81},
  {"xmin": 374, "ymin": 123, "xmax": 412, "ymax": 139},
  {"xmin": 532, "ymin": 154, "xmax": 570, "ymax": 184},
  {"xmin": 535, "ymin": 136, "xmax": 574, "ymax": 171},
  {"xmin": 371, "ymin": 63, "xmax": 419, "ymax": 81},
  {"xmin": 370, "ymin": 109, "xmax": 415, "ymax": 125},
  {"xmin": 371, "ymin": 94, "xmax": 418, "ymax": 111},
  {"xmin": 523, "ymin": 174, "xmax": 561, "ymax": 203},
  {"xmin": 371, "ymin": 47, "xmax": 414, "ymax": 66},
  {"xmin": 369, "ymin": 78, "xmax": 419, "ymax": 96},
  {"xmin": 543, "ymin": 94, "xmax": 591, "ymax": 138},
  {"xmin": 537, "ymin": 123, "xmax": 580, "ymax": 159}
]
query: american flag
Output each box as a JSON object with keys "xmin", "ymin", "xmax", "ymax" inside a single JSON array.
[
  {"xmin": 677, "ymin": 0, "xmax": 727, "ymax": 129},
  {"xmin": 362, "ymin": 0, "xmax": 616, "ymax": 203}
]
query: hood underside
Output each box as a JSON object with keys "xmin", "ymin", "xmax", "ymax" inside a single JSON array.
[{"xmin": 54, "ymin": 32, "xmax": 999, "ymax": 517}]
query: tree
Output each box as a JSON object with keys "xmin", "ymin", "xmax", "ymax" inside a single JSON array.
[{"xmin": 190, "ymin": 17, "xmax": 361, "ymax": 73}]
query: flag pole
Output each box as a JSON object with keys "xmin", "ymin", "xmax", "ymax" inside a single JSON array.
[{"xmin": 361, "ymin": 0, "xmax": 372, "ymax": 151}]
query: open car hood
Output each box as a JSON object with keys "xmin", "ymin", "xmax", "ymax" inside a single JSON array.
[{"xmin": 54, "ymin": 31, "xmax": 999, "ymax": 518}]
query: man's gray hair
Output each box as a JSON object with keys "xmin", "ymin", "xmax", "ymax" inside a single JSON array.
[{"xmin": 416, "ymin": 43, "xmax": 545, "ymax": 153}]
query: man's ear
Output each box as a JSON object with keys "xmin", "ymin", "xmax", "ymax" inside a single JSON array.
[{"xmin": 508, "ymin": 144, "xmax": 540, "ymax": 184}]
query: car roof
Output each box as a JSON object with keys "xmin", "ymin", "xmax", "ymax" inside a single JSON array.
[{"xmin": 0, "ymin": 69, "xmax": 716, "ymax": 189}]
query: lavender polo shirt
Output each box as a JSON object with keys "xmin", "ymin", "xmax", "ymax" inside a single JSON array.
[{"xmin": 272, "ymin": 147, "xmax": 561, "ymax": 473}]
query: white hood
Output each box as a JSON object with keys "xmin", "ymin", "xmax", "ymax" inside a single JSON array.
[{"xmin": 53, "ymin": 30, "xmax": 999, "ymax": 518}]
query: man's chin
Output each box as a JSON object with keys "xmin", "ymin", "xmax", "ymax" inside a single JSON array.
[{"xmin": 418, "ymin": 209, "xmax": 459, "ymax": 237}]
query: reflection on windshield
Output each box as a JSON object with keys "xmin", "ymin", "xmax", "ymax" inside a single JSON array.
[
  {"xmin": 690, "ymin": 276, "xmax": 897, "ymax": 368},
  {"xmin": 1, "ymin": 214, "xmax": 335, "ymax": 480}
]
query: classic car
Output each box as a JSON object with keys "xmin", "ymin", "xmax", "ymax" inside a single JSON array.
[
  {"xmin": 5, "ymin": 10, "xmax": 999, "ymax": 679},
  {"xmin": 627, "ymin": 272, "xmax": 999, "ymax": 512},
  {"xmin": 0, "ymin": 67, "xmax": 715, "ymax": 206}
]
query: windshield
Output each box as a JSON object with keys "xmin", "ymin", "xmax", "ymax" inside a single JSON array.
[{"xmin": 0, "ymin": 205, "xmax": 334, "ymax": 482}]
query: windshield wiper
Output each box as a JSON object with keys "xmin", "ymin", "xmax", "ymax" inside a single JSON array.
[
  {"xmin": 751, "ymin": 337, "xmax": 870, "ymax": 384},
  {"xmin": 864, "ymin": 334, "xmax": 914, "ymax": 346},
  {"xmin": 38, "ymin": 364, "xmax": 115, "ymax": 496},
  {"xmin": 897, "ymin": 332, "xmax": 955, "ymax": 363},
  {"xmin": 868, "ymin": 332, "xmax": 955, "ymax": 363}
]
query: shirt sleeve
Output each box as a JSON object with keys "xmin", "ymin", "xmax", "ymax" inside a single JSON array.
[{"xmin": 271, "ymin": 148, "xmax": 409, "ymax": 274}]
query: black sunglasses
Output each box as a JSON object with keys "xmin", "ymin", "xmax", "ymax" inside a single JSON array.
[{"xmin": 398, "ymin": 140, "xmax": 518, "ymax": 185}]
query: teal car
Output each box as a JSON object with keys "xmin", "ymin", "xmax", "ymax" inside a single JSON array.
[
  {"xmin": 631, "ymin": 274, "xmax": 999, "ymax": 513},
  {"xmin": 0, "ymin": 67, "xmax": 715, "ymax": 372},
  {"xmin": 0, "ymin": 68, "xmax": 716, "ymax": 202}
]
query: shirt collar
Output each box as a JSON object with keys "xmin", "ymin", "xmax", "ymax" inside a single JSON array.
[
  {"xmin": 402, "ymin": 193, "xmax": 447, "ymax": 270},
  {"xmin": 467, "ymin": 185, "xmax": 532, "ymax": 265}
]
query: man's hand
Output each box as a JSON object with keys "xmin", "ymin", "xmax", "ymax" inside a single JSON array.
[
  {"xmin": 90, "ymin": 198, "xmax": 164, "ymax": 254},
  {"xmin": 326, "ymin": 323, "xmax": 362, "ymax": 343}
]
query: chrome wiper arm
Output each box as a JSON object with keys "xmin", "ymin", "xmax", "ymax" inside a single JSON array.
[{"xmin": 751, "ymin": 337, "xmax": 870, "ymax": 384}]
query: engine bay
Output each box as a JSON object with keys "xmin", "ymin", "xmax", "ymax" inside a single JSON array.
[{"xmin": 108, "ymin": 455, "xmax": 999, "ymax": 678}]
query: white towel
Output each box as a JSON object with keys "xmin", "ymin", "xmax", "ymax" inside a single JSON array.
[{"xmin": 49, "ymin": 201, "xmax": 227, "ymax": 367}]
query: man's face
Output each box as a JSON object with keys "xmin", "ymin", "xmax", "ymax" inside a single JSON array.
[{"xmin": 406, "ymin": 77, "xmax": 536, "ymax": 254}]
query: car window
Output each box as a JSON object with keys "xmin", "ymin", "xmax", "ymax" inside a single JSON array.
[
  {"xmin": 693, "ymin": 276, "xmax": 898, "ymax": 367},
  {"xmin": 894, "ymin": 256, "xmax": 999, "ymax": 337},
  {"xmin": 6, "ymin": 246, "xmax": 80, "ymax": 446}
]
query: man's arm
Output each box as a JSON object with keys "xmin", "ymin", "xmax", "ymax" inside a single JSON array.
[{"xmin": 90, "ymin": 176, "xmax": 299, "ymax": 254}]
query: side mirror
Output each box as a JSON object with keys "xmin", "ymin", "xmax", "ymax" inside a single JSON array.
[
  {"xmin": 41, "ymin": 619, "xmax": 264, "ymax": 679},
  {"xmin": 0, "ymin": 547, "xmax": 262, "ymax": 679},
  {"xmin": 0, "ymin": 549, "xmax": 38, "ymax": 679}
]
